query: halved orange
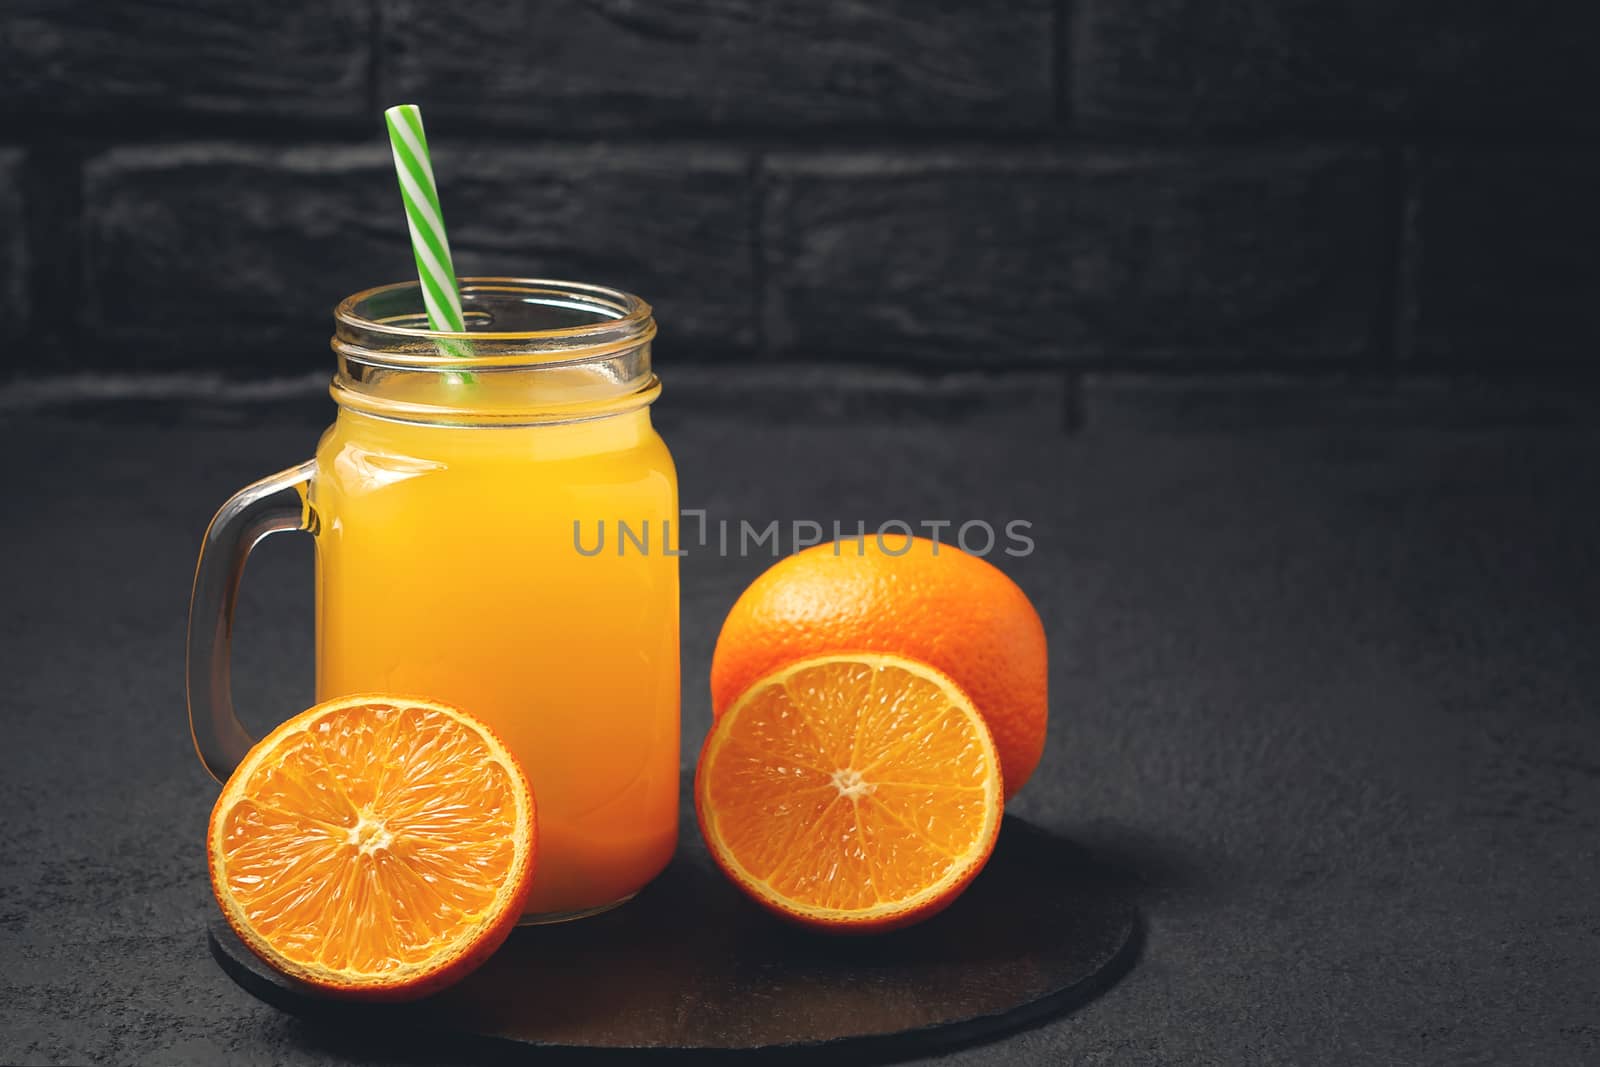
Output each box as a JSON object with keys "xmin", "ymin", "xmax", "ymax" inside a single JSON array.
[
  {"xmin": 695, "ymin": 653, "xmax": 1004, "ymax": 932},
  {"xmin": 208, "ymin": 694, "xmax": 537, "ymax": 1001}
]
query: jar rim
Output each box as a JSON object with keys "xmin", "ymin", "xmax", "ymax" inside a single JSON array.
[
  {"xmin": 333, "ymin": 277, "xmax": 654, "ymax": 344},
  {"xmin": 329, "ymin": 277, "xmax": 661, "ymax": 424}
]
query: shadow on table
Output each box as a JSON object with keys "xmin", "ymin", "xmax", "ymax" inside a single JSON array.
[{"xmin": 223, "ymin": 816, "xmax": 1169, "ymax": 1065}]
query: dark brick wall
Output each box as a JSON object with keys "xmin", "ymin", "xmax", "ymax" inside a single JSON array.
[
  {"xmin": 763, "ymin": 149, "xmax": 1388, "ymax": 367},
  {"xmin": 1, "ymin": 1, "xmax": 1596, "ymax": 380}
]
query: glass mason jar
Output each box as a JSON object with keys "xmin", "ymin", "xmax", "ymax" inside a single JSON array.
[{"xmin": 187, "ymin": 279, "xmax": 681, "ymax": 923}]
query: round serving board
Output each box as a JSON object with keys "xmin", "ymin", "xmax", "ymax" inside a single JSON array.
[{"xmin": 210, "ymin": 812, "xmax": 1138, "ymax": 1060}]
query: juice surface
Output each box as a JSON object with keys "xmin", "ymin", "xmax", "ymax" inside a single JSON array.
[{"xmin": 311, "ymin": 399, "xmax": 680, "ymax": 917}]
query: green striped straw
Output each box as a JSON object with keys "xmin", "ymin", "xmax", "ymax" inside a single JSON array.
[{"xmin": 384, "ymin": 104, "xmax": 473, "ymax": 372}]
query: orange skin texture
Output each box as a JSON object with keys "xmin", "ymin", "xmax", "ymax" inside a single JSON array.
[
  {"xmin": 710, "ymin": 537, "xmax": 1049, "ymax": 800},
  {"xmin": 207, "ymin": 695, "xmax": 537, "ymax": 1002}
]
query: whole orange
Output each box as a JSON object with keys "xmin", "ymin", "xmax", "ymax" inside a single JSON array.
[{"xmin": 710, "ymin": 536, "xmax": 1048, "ymax": 799}]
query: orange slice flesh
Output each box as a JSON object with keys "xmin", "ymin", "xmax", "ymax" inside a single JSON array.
[
  {"xmin": 208, "ymin": 695, "xmax": 536, "ymax": 1000},
  {"xmin": 695, "ymin": 653, "xmax": 1003, "ymax": 931}
]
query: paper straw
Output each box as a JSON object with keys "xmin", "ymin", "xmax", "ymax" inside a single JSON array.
[{"xmin": 384, "ymin": 104, "xmax": 473, "ymax": 369}]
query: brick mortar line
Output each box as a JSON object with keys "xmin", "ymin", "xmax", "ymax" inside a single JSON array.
[
  {"xmin": 4, "ymin": 367, "xmax": 1593, "ymax": 413},
  {"xmin": 19, "ymin": 147, "xmax": 84, "ymax": 359},
  {"xmin": 2, "ymin": 123, "xmax": 1596, "ymax": 155},
  {"xmin": 0, "ymin": 367, "xmax": 1064, "ymax": 409},
  {"xmin": 1054, "ymin": 0, "xmax": 1074, "ymax": 126},
  {"xmin": 1371, "ymin": 146, "xmax": 1408, "ymax": 371},
  {"xmin": 1391, "ymin": 149, "xmax": 1421, "ymax": 366},
  {"xmin": 0, "ymin": 136, "xmax": 1515, "ymax": 179},
  {"xmin": 365, "ymin": 0, "xmax": 383, "ymax": 119},
  {"xmin": 750, "ymin": 153, "xmax": 770, "ymax": 361}
]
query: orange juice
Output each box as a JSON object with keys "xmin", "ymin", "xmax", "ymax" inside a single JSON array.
[
  {"xmin": 311, "ymin": 396, "xmax": 679, "ymax": 919},
  {"xmin": 183, "ymin": 279, "xmax": 678, "ymax": 922}
]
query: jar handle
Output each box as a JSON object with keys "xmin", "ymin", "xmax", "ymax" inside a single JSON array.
[{"xmin": 185, "ymin": 460, "xmax": 317, "ymax": 783}]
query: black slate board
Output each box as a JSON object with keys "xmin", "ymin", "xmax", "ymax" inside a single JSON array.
[{"xmin": 210, "ymin": 815, "xmax": 1138, "ymax": 1061}]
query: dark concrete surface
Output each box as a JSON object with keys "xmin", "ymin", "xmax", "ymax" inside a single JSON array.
[{"xmin": 2, "ymin": 379, "xmax": 1597, "ymax": 1065}]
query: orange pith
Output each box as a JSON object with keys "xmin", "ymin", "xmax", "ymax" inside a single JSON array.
[
  {"xmin": 696, "ymin": 653, "xmax": 1003, "ymax": 931},
  {"xmin": 207, "ymin": 695, "xmax": 536, "ymax": 1001}
]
